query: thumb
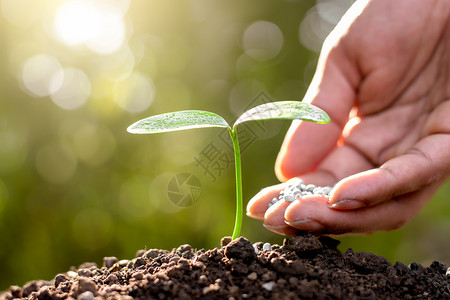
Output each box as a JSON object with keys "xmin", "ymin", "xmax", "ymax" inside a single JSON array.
[{"xmin": 276, "ymin": 36, "xmax": 360, "ymax": 181}]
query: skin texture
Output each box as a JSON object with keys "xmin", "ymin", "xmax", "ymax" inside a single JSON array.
[{"xmin": 246, "ymin": 0, "xmax": 450, "ymax": 235}]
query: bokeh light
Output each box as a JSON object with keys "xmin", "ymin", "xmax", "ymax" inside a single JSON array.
[
  {"xmin": 243, "ymin": 20, "xmax": 284, "ymax": 61},
  {"xmin": 229, "ymin": 79, "xmax": 267, "ymax": 116},
  {"xmin": 96, "ymin": 45, "xmax": 136, "ymax": 81},
  {"xmin": 299, "ymin": 0, "xmax": 354, "ymax": 52},
  {"xmin": 50, "ymin": 68, "xmax": 91, "ymax": 110},
  {"xmin": 53, "ymin": 0, "xmax": 128, "ymax": 54},
  {"xmin": 21, "ymin": 54, "xmax": 64, "ymax": 98},
  {"xmin": 113, "ymin": 71, "xmax": 155, "ymax": 113},
  {"xmin": 54, "ymin": 1, "xmax": 99, "ymax": 46}
]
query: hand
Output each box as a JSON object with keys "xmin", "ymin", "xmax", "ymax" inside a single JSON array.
[{"xmin": 247, "ymin": 0, "xmax": 450, "ymax": 236}]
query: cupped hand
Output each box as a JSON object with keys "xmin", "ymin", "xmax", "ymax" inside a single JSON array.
[{"xmin": 247, "ymin": 0, "xmax": 450, "ymax": 235}]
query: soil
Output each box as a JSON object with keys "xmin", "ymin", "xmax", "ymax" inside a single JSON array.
[{"xmin": 1, "ymin": 233, "xmax": 449, "ymax": 299}]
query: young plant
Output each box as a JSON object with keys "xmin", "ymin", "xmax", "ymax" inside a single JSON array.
[{"xmin": 127, "ymin": 101, "xmax": 330, "ymax": 240}]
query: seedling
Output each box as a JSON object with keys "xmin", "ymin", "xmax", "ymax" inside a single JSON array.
[{"xmin": 127, "ymin": 101, "xmax": 330, "ymax": 240}]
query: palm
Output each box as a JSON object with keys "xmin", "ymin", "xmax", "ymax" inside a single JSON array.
[{"xmin": 346, "ymin": 0, "xmax": 449, "ymax": 168}]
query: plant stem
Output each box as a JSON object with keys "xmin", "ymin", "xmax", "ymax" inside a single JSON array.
[{"xmin": 229, "ymin": 128, "xmax": 242, "ymax": 240}]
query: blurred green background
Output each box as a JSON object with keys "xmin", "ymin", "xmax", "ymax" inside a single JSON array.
[{"xmin": 0, "ymin": 0, "xmax": 448, "ymax": 290}]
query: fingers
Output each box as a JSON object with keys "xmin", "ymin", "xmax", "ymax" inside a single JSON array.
[
  {"xmin": 248, "ymin": 143, "xmax": 373, "ymax": 234},
  {"xmin": 246, "ymin": 183, "xmax": 284, "ymax": 220},
  {"xmin": 249, "ymin": 134, "xmax": 449, "ymax": 235},
  {"xmin": 247, "ymin": 173, "xmax": 338, "ymax": 218},
  {"xmin": 284, "ymin": 178, "xmax": 445, "ymax": 234},
  {"xmin": 329, "ymin": 134, "xmax": 450, "ymax": 209},
  {"xmin": 247, "ymin": 173, "xmax": 337, "ymax": 236},
  {"xmin": 263, "ymin": 201, "xmax": 299, "ymax": 236},
  {"xmin": 246, "ymin": 181, "xmax": 298, "ymax": 236},
  {"xmin": 257, "ymin": 177, "xmax": 445, "ymax": 235}
]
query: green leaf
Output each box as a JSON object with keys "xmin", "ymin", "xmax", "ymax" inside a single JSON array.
[
  {"xmin": 127, "ymin": 110, "xmax": 231, "ymax": 134},
  {"xmin": 233, "ymin": 101, "xmax": 330, "ymax": 128}
]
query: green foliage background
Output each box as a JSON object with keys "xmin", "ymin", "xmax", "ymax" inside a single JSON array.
[{"xmin": 0, "ymin": 0, "xmax": 448, "ymax": 290}]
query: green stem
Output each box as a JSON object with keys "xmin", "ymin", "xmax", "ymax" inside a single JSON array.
[{"xmin": 229, "ymin": 128, "xmax": 242, "ymax": 240}]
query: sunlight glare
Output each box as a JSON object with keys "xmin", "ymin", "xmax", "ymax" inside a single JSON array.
[
  {"xmin": 54, "ymin": 1, "xmax": 100, "ymax": 46},
  {"xmin": 53, "ymin": 0, "xmax": 127, "ymax": 54}
]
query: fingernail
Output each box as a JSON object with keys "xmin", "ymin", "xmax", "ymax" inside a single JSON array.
[
  {"xmin": 263, "ymin": 223, "xmax": 287, "ymax": 229},
  {"xmin": 285, "ymin": 219, "xmax": 323, "ymax": 232},
  {"xmin": 328, "ymin": 199, "xmax": 364, "ymax": 210},
  {"xmin": 263, "ymin": 223, "xmax": 294, "ymax": 235},
  {"xmin": 246, "ymin": 211, "xmax": 264, "ymax": 219}
]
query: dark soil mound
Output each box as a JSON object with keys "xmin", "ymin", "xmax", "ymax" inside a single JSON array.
[{"xmin": 2, "ymin": 234, "xmax": 449, "ymax": 299}]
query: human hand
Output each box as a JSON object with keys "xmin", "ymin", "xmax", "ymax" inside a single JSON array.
[{"xmin": 247, "ymin": 0, "xmax": 450, "ymax": 235}]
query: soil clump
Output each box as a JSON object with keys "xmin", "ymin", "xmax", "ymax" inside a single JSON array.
[{"xmin": 1, "ymin": 233, "xmax": 449, "ymax": 299}]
